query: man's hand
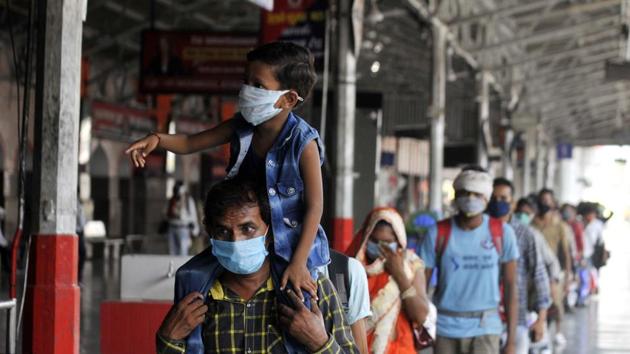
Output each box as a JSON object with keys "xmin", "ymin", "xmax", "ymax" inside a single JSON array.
[
  {"xmin": 281, "ymin": 260, "xmax": 318, "ymax": 301},
  {"xmin": 503, "ymin": 343, "xmax": 516, "ymax": 354},
  {"xmin": 158, "ymin": 292, "xmax": 208, "ymax": 341},
  {"xmin": 278, "ymin": 289, "xmax": 328, "ymax": 352},
  {"xmin": 531, "ymin": 318, "xmax": 545, "ymax": 342}
]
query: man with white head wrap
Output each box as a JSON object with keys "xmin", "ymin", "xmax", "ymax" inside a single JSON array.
[{"xmin": 420, "ymin": 167, "xmax": 520, "ymax": 354}]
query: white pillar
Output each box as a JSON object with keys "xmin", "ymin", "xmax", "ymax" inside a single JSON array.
[
  {"xmin": 429, "ymin": 24, "xmax": 447, "ymax": 215},
  {"xmin": 477, "ymin": 71, "xmax": 490, "ymax": 169},
  {"xmin": 332, "ymin": 0, "xmax": 357, "ymax": 251},
  {"xmin": 502, "ymin": 128, "xmax": 514, "ymax": 180}
]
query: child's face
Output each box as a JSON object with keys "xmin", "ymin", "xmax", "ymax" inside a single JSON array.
[{"xmin": 244, "ymin": 61, "xmax": 301, "ymax": 110}]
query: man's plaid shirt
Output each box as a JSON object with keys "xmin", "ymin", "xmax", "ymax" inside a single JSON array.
[{"xmin": 156, "ymin": 275, "xmax": 358, "ymax": 354}]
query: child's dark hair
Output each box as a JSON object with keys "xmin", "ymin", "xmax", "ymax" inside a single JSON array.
[
  {"xmin": 247, "ymin": 42, "xmax": 317, "ymax": 104},
  {"xmin": 203, "ymin": 178, "xmax": 271, "ymax": 231}
]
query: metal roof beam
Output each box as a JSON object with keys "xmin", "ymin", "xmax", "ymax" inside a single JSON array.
[
  {"xmin": 514, "ymin": 0, "xmax": 622, "ymax": 27},
  {"xmin": 531, "ymin": 83, "xmax": 619, "ymax": 109},
  {"xmin": 488, "ymin": 30, "xmax": 618, "ymax": 70},
  {"xmin": 515, "ymin": 51, "xmax": 618, "ymax": 83},
  {"xmin": 470, "ymin": 15, "xmax": 619, "ymax": 53},
  {"xmin": 446, "ymin": 1, "xmax": 552, "ymax": 26}
]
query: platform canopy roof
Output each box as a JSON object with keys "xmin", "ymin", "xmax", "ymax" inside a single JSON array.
[
  {"xmin": 435, "ymin": 0, "xmax": 630, "ymax": 145},
  {"xmin": 3, "ymin": 0, "xmax": 629, "ymax": 145}
]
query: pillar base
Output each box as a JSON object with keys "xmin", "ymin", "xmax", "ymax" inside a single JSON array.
[
  {"xmin": 332, "ymin": 218, "xmax": 353, "ymax": 252},
  {"xmin": 23, "ymin": 234, "xmax": 79, "ymax": 354}
]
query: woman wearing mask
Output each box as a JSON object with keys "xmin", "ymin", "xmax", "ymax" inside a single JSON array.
[{"xmin": 346, "ymin": 207, "xmax": 431, "ymax": 354}]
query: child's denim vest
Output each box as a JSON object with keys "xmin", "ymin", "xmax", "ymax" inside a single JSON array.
[{"xmin": 226, "ymin": 112, "xmax": 330, "ymax": 270}]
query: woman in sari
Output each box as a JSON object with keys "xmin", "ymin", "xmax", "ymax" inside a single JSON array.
[{"xmin": 347, "ymin": 207, "xmax": 430, "ymax": 354}]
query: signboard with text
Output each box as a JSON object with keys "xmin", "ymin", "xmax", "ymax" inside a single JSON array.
[
  {"xmin": 140, "ymin": 31, "xmax": 258, "ymax": 94},
  {"xmin": 91, "ymin": 101, "xmax": 156, "ymax": 142},
  {"xmin": 260, "ymin": 0, "xmax": 328, "ymax": 70}
]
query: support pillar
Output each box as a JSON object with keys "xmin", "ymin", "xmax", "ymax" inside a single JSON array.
[
  {"xmin": 477, "ymin": 71, "xmax": 490, "ymax": 169},
  {"xmin": 332, "ymin": 0, "xmax": 357, "ymax": 252},
  {"xmin": 522, "ymin": 128, "xmax": 534, "ymax": 196},
  {"xmin": 429, "ymin": 24, "xmax": 447, "ymax": 215},
  {"xmin": 24, "ymin": 1, "xmax": 83, "ymax": 353},
  {"xmin": 535, "ymin": 124, "xmax": 545, "ymax": 190},
  {"xmin": 502, "ymin": 128, "xmax": 514, "ymax": 180}
]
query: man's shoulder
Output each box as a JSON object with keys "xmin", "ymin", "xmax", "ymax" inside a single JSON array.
[{"xmin": 317, "ymin": 274, "xmax": 336, "ymax": 294}]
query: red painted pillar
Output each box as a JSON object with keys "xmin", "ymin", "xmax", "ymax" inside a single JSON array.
[
  {"xmin": 23, "ymin": 235, "xmax": 80, "ymax": 354},
  {"xmin": 24, "ymin": 0, "xmax": 83, "ymax": 353},
  {"xmin": 332, "ymin": 219, "xmax": 353, "ymax": 252}
]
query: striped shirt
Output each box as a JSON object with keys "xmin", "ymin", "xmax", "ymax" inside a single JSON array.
[
  {"xmin": 157, "ymin": 275, "xmax": 358, "ymax": 354},
  {"xmin": 510, "ymin": 219, "xmax": 552, "ymax": 326}
]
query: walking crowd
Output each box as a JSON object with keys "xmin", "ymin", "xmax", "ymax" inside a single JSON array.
[{"xmin": 124, "ymin": 41, "xmax": 610, "ymax": 354}]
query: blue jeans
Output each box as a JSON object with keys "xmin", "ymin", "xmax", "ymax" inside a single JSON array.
[{"xmin": 168, "ymin": 225, "xmax": 191, "ymax": 256}]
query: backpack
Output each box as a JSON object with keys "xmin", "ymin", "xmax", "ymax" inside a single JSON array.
[
  {"xmin": 435, "ymin": 217, "xmax": 504, "ymax": 259},
  {"xmin": 327, "ymin": 249, "xmax": 351, "ymax": 312}
]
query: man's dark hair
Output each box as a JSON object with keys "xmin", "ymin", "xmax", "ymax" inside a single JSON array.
[
  {"xmin": 516, "ymin": 197, "xmax": 536, "ymax": 213},
  {"xmin": 247, "ymin": 42, "xmax": 317, "ymax": 104},
  {"xmin": 493, "ymin": 177, "xmax": 514, "ymax": 195},
  {"xmin": 538, "ymin": 188, "xmax": 554, "ymax": 198},
  {"xmin": 203, "ymin": 178, "xmax": 270, "ymax": 231}
]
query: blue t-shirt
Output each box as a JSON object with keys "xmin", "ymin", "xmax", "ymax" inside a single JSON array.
[{"xmin": 420, "ymin": 215, "xmax": 519, "ymax": 338}]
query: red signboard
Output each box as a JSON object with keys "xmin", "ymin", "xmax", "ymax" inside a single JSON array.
[
  {"xmin": 91, "ymin": 101, "xmax": 156, "ymax": 142},
  {"xmin": 261, "ymin": 0, "xmax": 328, "ymax": 70},
  {"xmin": 140, "ymin": 31, "xmax": 258, "ymax": 94}
]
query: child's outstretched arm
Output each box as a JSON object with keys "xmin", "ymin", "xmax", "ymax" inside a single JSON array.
[
  {"xmin": 281, "ymin": 140, "xmax": 323, "ymax": 300},
  {"xmin": 125, "ymin": 119, "xmax": 234, "ymax": 168}
]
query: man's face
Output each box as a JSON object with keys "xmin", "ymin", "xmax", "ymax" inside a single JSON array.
[
  {"xmin": 492, "ymin": 185, "xmax": 513, "ymax": 205},
  {"xmin": 540, "ymin": 192, "xmax": 555, "ymax": 208},
  {"xmin": 209, "ymin": 205, "xmax": 268, "ymax": 242}
]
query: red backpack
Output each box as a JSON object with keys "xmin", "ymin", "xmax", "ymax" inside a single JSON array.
[{"xmin": 434, "ymin": 217, "xmax": 507, "ymax": 321}]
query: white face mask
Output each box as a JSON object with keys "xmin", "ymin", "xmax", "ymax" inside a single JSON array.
[{"xmin": 238, "ymin": 85, "xmax": 302, "ymax": 126}]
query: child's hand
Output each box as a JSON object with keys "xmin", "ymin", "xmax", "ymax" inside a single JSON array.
[
  {"xmin": 125, "ymin": 134, "xmax": 160, "ymax": 168},
  {"xmin": 281, "ymin": 261, "xmax": 318, "ymax": 301}
]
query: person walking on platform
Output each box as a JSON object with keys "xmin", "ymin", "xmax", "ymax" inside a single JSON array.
[
  {"xmin": 421, "ymin": 168, "xmax": 520, "ymax": 354},
  {"xmin": 489, "ymin": 178, "xmax": 551, "ymax": 354},
  {"xmin": 531, "ymin": 189, "xmax": 572, "ymax": 347},
  {"xmin": 166, "ymin": 181, "xmax": 199, "ymax": 256}
]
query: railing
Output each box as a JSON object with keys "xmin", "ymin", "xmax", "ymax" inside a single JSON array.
[{"xmin": 0, "ymin": 299, "xmax": 17, "ymax": 354}]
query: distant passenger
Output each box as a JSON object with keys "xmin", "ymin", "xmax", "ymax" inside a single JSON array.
[
  {"xmin": 421, "ymin": 168, "xmax": 519, "ymax": 354},
  {"xmin": 166, "ymin": 181, "xmax": 199, "ymax": 256},
  {"xmin": 347, "ymin": 207, "xmax": 431, "ymax": 354},
  {"xmin": 490, "ymin": 178, "xmax": 551, "ymax": 354},
  {"xmin": 531, "ymin": 189, "xmax": 571, "ymax": 347}
]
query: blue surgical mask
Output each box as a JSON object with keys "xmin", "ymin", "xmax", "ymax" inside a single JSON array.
[
  {"xmin": 514, "ymin": 212, "xmax": 531, "ymax": 225},
  {"xmin": 487, "ymin": 199, "xmax": 511, "ymax": 218},
  {"xmin": 365, "ymin": 240, "xmax": 397, "ymax": 260},
  {"xmin": 456, "ymin": 196, "xmax": 487, "ymax": 217},
  {"xmin": 210, "ymin": 233, "xmax": 269, "ymax": 274},
  {"xmin": 238, "ymin": 85, "xmax": 299, "ymax": 126}
]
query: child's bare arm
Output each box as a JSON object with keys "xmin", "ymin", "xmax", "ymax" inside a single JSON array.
[
  {"xmin": 281, "ymin": 140, "xmax": 323, "ymax": 299},
  {"xmin": 126, "ymin": 119, "xmax": 234, "ymax": 167}
]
